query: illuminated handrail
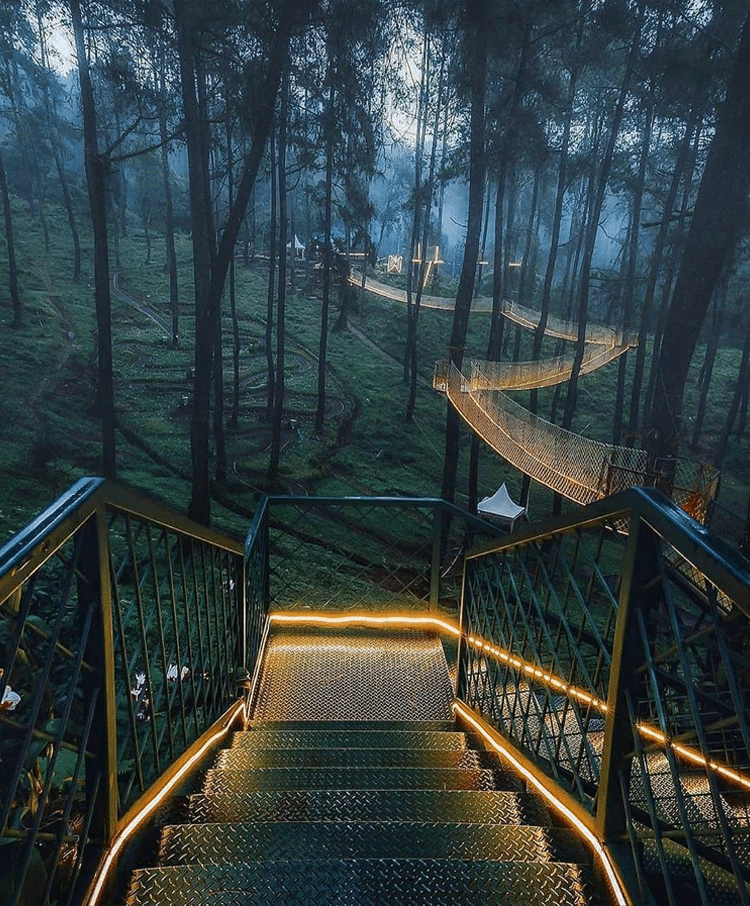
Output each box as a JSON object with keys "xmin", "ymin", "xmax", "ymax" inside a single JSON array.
[{"xmin": 458, "ymin": 486, "xmax": 750, "ymax": 905}]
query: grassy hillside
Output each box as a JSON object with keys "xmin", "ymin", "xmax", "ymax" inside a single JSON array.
[{"xmin": 0, "ymin": 195, "xmax": 747, "ymax": 544}]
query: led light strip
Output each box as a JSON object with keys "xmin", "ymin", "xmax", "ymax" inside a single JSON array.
[
  {"xmin": 267, "ymin": 612, "xmax": 750, "ymax": 792},
  {"xmin": 465, "ymin": 631, "xmax": 750, "ymax": 792},
  {"xmin": 453, "ymin": 701, "xmax": 629, "ymax": 906},
  {"xmin": 466, "ymin": 634, "xmax": 609, "ymax": 713},
  {"xmin": 269, "ymin": 611, "xmax": 461, "ymax": 637},
  {"xmin": 86, "ymin": 699, "xmax": 247, "ymax": 906}
]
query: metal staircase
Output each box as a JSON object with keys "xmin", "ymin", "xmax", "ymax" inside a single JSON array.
[
  {"xmin": 125, "ymin": 627, "xmax": 592, "ymax": 906},
  {"xmin": 2, "ymin": 480, "xmax": 750, "ymax": 905}
]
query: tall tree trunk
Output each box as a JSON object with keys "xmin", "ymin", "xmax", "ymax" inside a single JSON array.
[
  {"xmin": 613, "ymin": 96, "xmax": 652, "ymax": 445},
  {"xmin": 404, "ymin": 27, "xmax": 429, "ymax": 384},
  {"xmin": 486, "ymin": 23, "xmax": 530, "ymax": 361},
  {"xmin": 0, "ymin": 147, "xmax": 21, "ymax": 327},
  {"xmin": 224, "ymin": 85, "xmax": 241, "ymax": 429},
  {"xmin": 157, "ymin": 47, "xmax": 179, "ymax": 347},
  {"xmin": 648, "ymin": 9, "xmax": 750, "ymax": 471},
  {"xmin": 266, "ymin": 134, "xmax": 277, "ymax": 420},
  {"xmin": 406, "ymin": 38, "xmax": 445, "ymax": 422},
  {"xmin": 175, "ymin": 0, "xmax": 302, "ymax": 522},
  {"xmin": 628, "ymin": 104, "xmax": 699, "ymax": 438},
  {"xmin": 441, "ymin": 0, "xmax": 488, "ymax": 505},
  {"xmin": 690, "ymin": 280, "xmax": 726, "ymax": 450},
  {"xmin": 316, "ymin": 76, "xmax": 335, "ymax": 434},
  {"xmin": 175, "ymin": 0, "xmax": 216, "ymax": 521},
  {"xmin": 70, "ymin": 0, "xmax": 116, "ymax": 478},
  {"xmin": 530, "ymin": 53, "xmax": 579, "ymax": 420},
  {"xmin": 715, "ymin": 303, "xmax": 750, "ymax": 467},
  {"xmin": 269, "ymin": 66, "xmax": 289, "ymax": 481},
  {"xmin": 563, "ymin": 15, "xmax": 642, "ymax": 430}
]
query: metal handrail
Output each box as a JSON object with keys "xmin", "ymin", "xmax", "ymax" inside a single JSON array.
[
  {"xmin": 458, "ymin": 486, "xmax": 750, "ymax": 905},
  {"xmin": 0, "ymin": 480, "xmax": 253, "ymax": 906}
]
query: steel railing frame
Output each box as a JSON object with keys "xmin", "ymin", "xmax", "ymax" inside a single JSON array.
[
  {"xmin": 458, "ymin": 486, "xmax": 750, "ymax": 905},
  {"xmin": 244, "ymin": 493, "xmax": 503, "ymax": 614},
  {"xmin": 0, "ymin": 478, "xmax": 253, "ymax": 906}
]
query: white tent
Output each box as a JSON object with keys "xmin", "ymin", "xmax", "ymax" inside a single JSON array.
[
  {"xmin": 477, "ymin": 483, "xmax": 527, "ymax": 531},
  {"xmin": 287, "ymin": 235, "xmax": 305, "ymax": 258}
]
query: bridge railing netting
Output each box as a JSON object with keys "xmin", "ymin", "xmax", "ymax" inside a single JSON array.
[{"xmin": 459, "ymin": 487, "xmax": 750, "ymax": 905}]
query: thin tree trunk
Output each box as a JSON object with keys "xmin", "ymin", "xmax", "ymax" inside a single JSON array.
[
  {"xmin": 690, "ymin": 281, "xmax": 726, "ymax": 450},
  {"xmin": 269, "ymin": 65, "xmax": 289, "ymax": 481},
  {"xmin": 442, "ymin": 0, "xmax": 488, "ymax": 505},
  {"xmin": 316, "ymin": 76, "xmax": 335, "ymax": 434},
  {"xmin": 613, "ymin": 97, "xmax": 652, "ymax": 445},
  {"xmin": 70, "ymin": 0, "xmax": 116, "ymax": 478},
  {"xmin": 175, "ymin": 0, "xmax": 302, "ymax": 522},
  {"xmin": 563, "ymin": 14, "xmax": 642, "ymax": 430},
  {"xmin": 0, "ymin": 146, "xmax": 21, "ymax": 327},
  {"xmin": 157, "ymin": 47, "xmax": 179, "ymax": 347},
  {"xmin": 407, "ymin": 38, "xmax": 445, "ymax": 422},
  {"xmin": 715, "ymin": 302, "xmax": 750, "ymax": 467},
  {"xmin": 266, "ymin": 134, "xmax": 277, "ymax": 420}
]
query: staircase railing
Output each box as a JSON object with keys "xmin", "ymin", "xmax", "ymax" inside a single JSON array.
[
  {"xmin": 6, "ymin": 478, "xmax": 749, "ymax": 905},
  {"xmin": 244, "ymin": 494, "xmax": 503, "ymax": 613},
  {"xmin": 458, "ymin": 486, "xmax": 750, "ymax": 905},
  {"xmin": 0, "ymin": 479, "xmax": 253, "ymax": 906}
]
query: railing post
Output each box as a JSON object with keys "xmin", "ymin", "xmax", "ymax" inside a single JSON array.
[
  {"xmin": 78, "ymin": 502, "xmax": 118, "ymax": 845},
  {"xmin": 596, "ymin": 510, "xmax": 660, "ymax": 901},
  {"xmin": 430, "ymin": 503, "xmax": 443, "ymax": 612}
]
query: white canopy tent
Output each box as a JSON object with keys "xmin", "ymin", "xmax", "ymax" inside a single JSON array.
[
  {"xmin": 287, "ymin": 235, "xmax": 305, "ymax": 258},
  {"xmin": 477, "ymin": 483, "xmax": 527, "ymax": 531}
]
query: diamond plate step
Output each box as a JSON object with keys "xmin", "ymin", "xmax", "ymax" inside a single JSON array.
[
  {"xmin": 159, "ymin": 821, "xmax": 557, "ymax": 865},
  {"xmin": 252, "ymin": 629, "xmax": 454, "ymax": 721},
  {"xmin": 203, "ymin": 765, "xmax": 518, "ymax": 794},
  {"xmin": 186, "ymin": 788, "xmax": 552, "ymax": 826},
  {"xmin": 215, "ymin": 746, "xmax": 483, "ymax": 770},
  {"xmin": 230, "ymin": 729, "xmax": 468, "ymax": 750},
  {"xmin": 244, "ymin": 719, "xmax": 457, "ymax": 731},
  {"xmin": 126, "ymin": 859, "xmax": 589, "ymax": 906}
]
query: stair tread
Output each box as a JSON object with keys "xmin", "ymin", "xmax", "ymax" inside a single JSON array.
[
  {"xmin": 203, "ymin": 765, "xmax": 519, "ymax": 793},
  {"xmin": 215, "ymin": 747, "xmax": 483, "ymax": 770},
  {"xmin": 244, "ymin": 719, "xmax": 457, "ymax": 731},
  {"xmin": 159, "ymin": 820, "xmax": 561, "ymax": 865},
  {"xmin": 126, "ymin": 859, "xmax": 589, "ymax": 906},
  {"xmin": 231, "ymin": 729, "xmax": 468, "ymax": 749},
  {"xmin": 186, "ymin": 788, "xmax": 552, "ymax": 826}
]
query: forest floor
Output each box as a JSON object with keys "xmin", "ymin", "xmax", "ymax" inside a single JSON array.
[{"xmin": 0, "ymin": 197, "xmax": 747, "ymax": 547}]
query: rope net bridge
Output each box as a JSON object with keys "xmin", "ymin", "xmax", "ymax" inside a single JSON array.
[
  {"xmin": 435, "ymin": 363, "xmax": 718, "ymax": 518},
  {"xmin": 349, "ymin": 269, "xmax": 493, "ymax": 312},
  {"xmin": 433, "ymin": 298, "xmax": 717, "ymax": 518}
]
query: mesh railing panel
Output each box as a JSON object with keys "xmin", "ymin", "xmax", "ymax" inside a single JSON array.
[
  {"xmin": 0, "ymin": 481, "xmax": 247, "ymax": 906},
  {"xmin": 461, "ymin": 519, "xmax": 625, "ymax": 805},
  {"xmin": 107, "ymin": 508, "xmax": 243, "ymax": 811},
  {"xmin": 0, "ymin": 514, "xmax": 105, "ymax": 906},
  {"xmin": 257, "ymin": 497, "xmax": 501, "ymax": 614},
  {"xmin": 459, "ymin": 490, "xmax": 750, "ymax": 905}
]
